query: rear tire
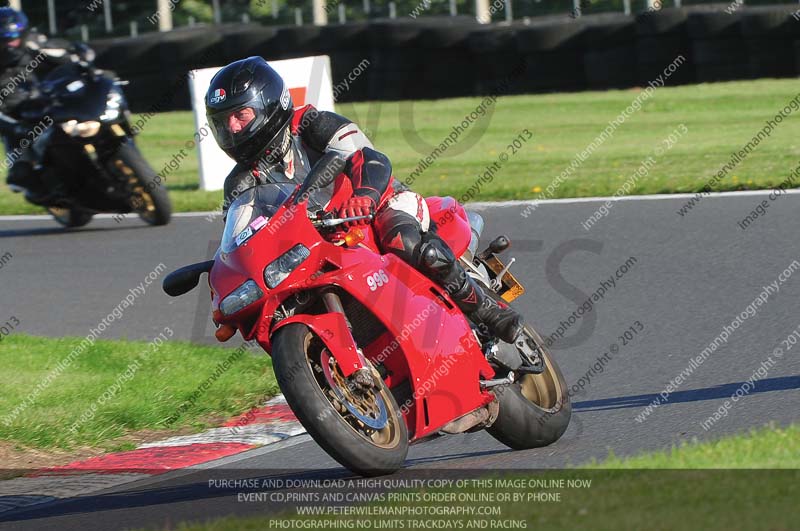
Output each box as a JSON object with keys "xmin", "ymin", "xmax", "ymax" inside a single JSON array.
[
  {"xmin": 110, "ymin": 142, "xmax": 171, "ymax": 226},
  {"xmin": 47, "ymin": 207, "xmax": 93, "ymax": 228},
  {"xmin": 271, "ymin": 323, "xmax": 409, "ymax": 476},
  {"xmin": 486, "ymin": 323, "xmax": 572, "ymax": 450}
]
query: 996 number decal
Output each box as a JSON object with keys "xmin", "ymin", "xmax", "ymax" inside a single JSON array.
[{"xmin": 367, "ymin": 270, "xmax": 389, "ymax": 291}]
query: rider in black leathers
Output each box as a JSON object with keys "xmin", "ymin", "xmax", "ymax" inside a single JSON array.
[{"xmin": 0, "ymin": 7, "xmax": 92, "ymax": 201}]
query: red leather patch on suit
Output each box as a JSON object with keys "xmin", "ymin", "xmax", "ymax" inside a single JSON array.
[
  {"xmin": 463, "ymin": 289, "xmax": 478, "ymax": 305},
  {"xmin": 387, "ymin": 232, "xmax": 406, "ymax": 251}
]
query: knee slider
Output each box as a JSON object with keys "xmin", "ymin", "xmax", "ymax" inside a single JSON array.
[
  {"xmin": 381, "ymin": 223, "xmax": 422, "ymax": 264},
  {"xmin": 418, "ymin": 234, "xmax": 456, "ymax": 276}
]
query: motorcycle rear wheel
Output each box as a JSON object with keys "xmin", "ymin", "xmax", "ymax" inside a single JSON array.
[
  {"xmin": 47, "ymin": 206, "xmax": 93, "ymax": 228},
  {"xmin": 271, "ymin": 323, "xmax": 408, "ymax": 476},
  {"xmin": 486, "ymin": 323, "xmax": 572, "ymax": 450}
]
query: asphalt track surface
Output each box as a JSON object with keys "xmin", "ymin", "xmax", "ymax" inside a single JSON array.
[{"xmin": 1, "ymin": 192, "xmax": 799, "ymax": 530}]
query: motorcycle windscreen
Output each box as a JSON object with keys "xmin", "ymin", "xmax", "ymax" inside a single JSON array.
[{"xmin": 221, "ymin": 183, "xmax": 295, "ymax": 253}]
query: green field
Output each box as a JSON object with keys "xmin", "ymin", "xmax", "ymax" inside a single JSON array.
[
  {"xmin": 0, "ymin": 334, "xmax": 277, "ymax": 452},
  {"xmin": 1, "ymin": 78, "xmax": 800, "ymax": 215},
  {"xmin": 156, "ymin": 424, "xmax": 800, "ymax": 531}
]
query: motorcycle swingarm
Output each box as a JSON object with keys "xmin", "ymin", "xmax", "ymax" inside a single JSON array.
[
  {"xmin": 485, "ymin": 338, "xmax": 545, "ymax": 376},
  {"xmin": 271, "ymin": 312, "xmax": 366, "ymax": 378}
]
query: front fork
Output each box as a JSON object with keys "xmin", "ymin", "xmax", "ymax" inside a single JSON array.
[
  {"xmin": 272, "ymin": 290, "xmax": 369, "ymax": 380},
  {"xmin": 320, "ymin": 291, "xmax": 376, "ymax": 387}
]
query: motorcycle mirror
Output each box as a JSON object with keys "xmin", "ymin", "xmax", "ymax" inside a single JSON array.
[
  {"xmin": 73, "ymin": 43, "xmax": 96, "ymax": 64},
  {"xmin": 294, "ymin": 151, "xmax": 346, "ymax": 205},
  {"xmin": 162, "ymin": 260, "xmax": 215, "ymax": 297}
]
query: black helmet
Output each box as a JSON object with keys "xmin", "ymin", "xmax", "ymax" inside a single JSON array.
[
  {"xmin": 0, "ymin": 8, "xmax": 28, "ymax": 64},
  {"xmin": 206, "ymin": 57, "xmax": 294, "ymax": 164}
]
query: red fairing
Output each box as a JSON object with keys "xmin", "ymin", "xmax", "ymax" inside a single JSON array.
[
  {"xmin": 273, "ymin": 312, "xmax": 364, "ymax": 377},
  {"xmin": 426, "ymin": 196, "xmax": 471, "ymax": 258},
  {"xmin": 210, "ymin": 196, "xmax": 494, "ymax": 441}
]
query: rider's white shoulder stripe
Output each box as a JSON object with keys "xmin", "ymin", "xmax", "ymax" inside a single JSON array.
[{"xmin": 324, "ymin": 123, "xmax": 373, "ymax": 157}]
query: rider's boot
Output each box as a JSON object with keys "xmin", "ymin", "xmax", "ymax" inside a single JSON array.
[{"xmin": 420, "ymin": 235, "xmax": 523, "ymax": 344}]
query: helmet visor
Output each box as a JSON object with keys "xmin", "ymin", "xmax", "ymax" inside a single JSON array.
[{"xmin": 208, "ymin": 95, "xmax": 269, "ymax": 153}]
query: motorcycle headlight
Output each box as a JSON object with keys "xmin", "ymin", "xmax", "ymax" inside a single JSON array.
[
  {"xmin": 264, "ymin": 244, "xmax": 310, "ymax": 288},
  {"xmin": 220, "ymin": 279, "xmax": 264, "ymax": 316},
  {"xmin": 61, "ymin": 120, "xmax": 101, "ymax": 137},
  {"xmin": 100, "ymin": 89, "xmax": 124, "ymax": 121}
]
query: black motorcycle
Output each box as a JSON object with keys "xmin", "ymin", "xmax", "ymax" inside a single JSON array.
[{"xmin": 13, "ymin": 61, "xmax": 171, "ymax": 227}]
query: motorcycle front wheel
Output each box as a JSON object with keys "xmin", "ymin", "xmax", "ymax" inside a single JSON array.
[
  {"xmin": 271, "ymin": 323, "xmax": 408, "ymax": 476},
  {"xmin": 109, "ymin": 142, "xmax": 171, "ymax": 226}
]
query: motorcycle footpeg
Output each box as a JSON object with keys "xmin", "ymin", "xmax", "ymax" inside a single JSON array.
[
  {"xmin": 24, "ymin": 193, "xmax": 54, "ymax": 207},
  {"xmin": 480, "ymin": 371, "xmax": 515, "ymax": 390}
]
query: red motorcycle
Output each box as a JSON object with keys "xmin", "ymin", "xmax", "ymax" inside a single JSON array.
[{"xmin": 164, "ymin": 153, "xmax": 570, "ymax": 476}]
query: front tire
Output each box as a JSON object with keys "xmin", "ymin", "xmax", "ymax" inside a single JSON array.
[
  {"xmin": 271, "ymin": 323, "xmax": 408, "ymax": 476},
  {"xmin": 110, "ymin": 142, "xmax": 171, "ymax": 226},
  {"xmin": 486, "ymin": 324, "xmax": 572, "ymax": 449}
]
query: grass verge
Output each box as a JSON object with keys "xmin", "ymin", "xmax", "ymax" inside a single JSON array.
[
  {"xmin": 0, "ymin": 334, "xmax": 277, "ymax": 455},
  {"xmin": 589, "ymin": 422, "xmax": 800, "ymax": 469},
  {"xmin": 2, "ymin": 79, "xmax": 800, "ymax": 215}
]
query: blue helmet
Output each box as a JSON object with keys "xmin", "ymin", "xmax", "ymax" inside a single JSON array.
[
  {"xmin": 0, "ymin": 8, "xmax": 28, "ymax": 41},
  {"xmin": 0, "ymin": 8, "xmax": 28, "ymax": 64}
]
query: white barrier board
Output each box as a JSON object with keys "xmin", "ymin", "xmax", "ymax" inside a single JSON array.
[{"xmin": 188, "ymin": 55, "xmax": 335, "ymax": 191}]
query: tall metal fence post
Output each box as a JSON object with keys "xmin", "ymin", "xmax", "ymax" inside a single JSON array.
[
  {"xmin": 363, "ymin": 0, "xmax": 371, "ymax": 15},
  {"xmin": 338, "ymin": 3, "xmax": 347, "ymax": 23},
  {"xmin": 504, "ymin": 0, "xmax": 513, "ymax": 22},
  {"xmin": 212, "ymin": 0, "xmax": 222, "ymax": 24},
  {"xmin": 47, "ymin": 0, "xmax": 57, "ymax": 34},
  {"xmin": 273, "ymin": 0, "xmax": 279, "ymax": 19},
  {"xmin": 476, "ymin": 0, "xmax": 490, "ymax": 23},
  {"xmin": 623, "ymin": 0, "xmax": 631, "ymax": 15},
  {"xmin": 157, "ymin": 0, "xmax": 174, "ymax": 31},
  {"xmin": 389, "ymin": 2, "xmax": 397, "ymax": 18},
  {"xmin": 313, "ymin": 0, "xmax": 328, "ymax": 25},
  {"xmin": 294, "ymin": 8, "xmax": 303, "ymax": 26},
  {"xmin": 80, "ymin": 24, "xmax": 89, "ymax": 42},
  {"xmin": 449, "ymin": 0, "xmax": 457, "ymax": 16},
  {"xmin": 130, "ymin": 20, "xmax": 138, "ymax": 37},
  {"xmin": 104, "ymin": 0, "xmax": 113, "ymax": 33}
]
